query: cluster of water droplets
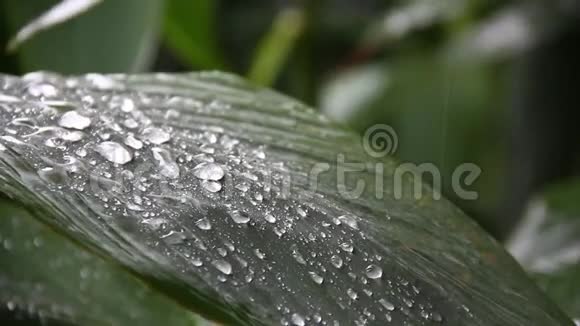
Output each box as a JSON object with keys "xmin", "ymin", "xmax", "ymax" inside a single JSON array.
[{"xmin": 0, "ymin": 72, "xmax": 451, "ymax": 325}]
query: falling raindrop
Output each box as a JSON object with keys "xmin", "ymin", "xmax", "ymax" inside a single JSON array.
[{"xmin": 95, "ymin": 141, "xmax": 132, "ymax": 165}]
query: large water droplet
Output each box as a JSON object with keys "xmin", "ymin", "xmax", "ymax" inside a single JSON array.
[
  {"xmin": 229, "ymin": 210, "xmax": 250, "ymax": 224},
  {"xmin": 291, "ymin": 313, "xmax": 305, "ymax": 326},
  {"xmin": 141, "ymin": 127, "xmax": 170, "ymax": 144},
  {"xmin": 365, "ymin": 264, "xmax": 383, "ymax": 279},
  {"xmin": 193, "ymin": 162, "xmax": 225, "ymax": 181},
  {"xmin": 331, "ymin": 255, "xmax": 343, "ymax": 269},
  {"xmin": 338, "ymin": 214, "xmax": 358, "ymax": 230},
  {"xmin": 309, "ymin": 271, "xmax": 324, "ymax": 284},
  {"xmin": 95, "ymin": 142, "xmax": 132, "ymax": 165},
  {"xmin": 201, "ymin": 180, "xmax": 222, "ymax": 193},
  {"xmin": 264, "ymin": 213, "xmax": 276, "ymax": 223},
  {"xmin": 379, "ymin": 298, "xmax": 395, "ymax": 311},
  {"xmin": 152, "ymin": 147, "xmax": 180, "ymax": 179},
  {"xmin": 124, "ymin": 134, "xmax": 143, "ymax": 149},
  {"xmin": 212, "ymin": 259, "xmax": 232, "ymax": 275},
  {"xmin": 58, "ymin": 111, "xmax": 91, "ymax": 130}
]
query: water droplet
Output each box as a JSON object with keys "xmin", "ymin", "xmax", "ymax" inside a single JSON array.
[
  {"xmin": 229, "ymin": 210, "xmax": 250, "ymax": 224},
  {"xmin": 193, "ymin": 162, "xmax": 225, "ymax": 181},
  {"xmin": 201, "ymin": 180, "xmax": 222, "ymax": 193},
  {"xmin": 123, "ymin": 118, "xmax": 139, "ymax": 129},
  {"xmin": 338, "ymin": 214, "xmax": 358, "ymax": 229},
  {"xmin": 309, "ymin": 271, "xmax": 324, "ymax": 284},
  {"xmin": 58, "ymin": 111, "xmax": 91, "ymax": 130},
  {"xmin": 254, "ymin": 248, "xmax": 265, "ymax": 259},
  {"xmin": 95, "ymin": 142, "xmax": 132, "ymax": 165},
  {"xmin": 195, "ymin": 217, "xmax": 212, "ymax": 230},
  {"xmin": 264, "ymin": 213, "xmax": 276, "ymax": 223},
  {"xmin": 347, "ymin": 288, "xmax": 358, "ymax": 300},
  {"xmin": 379, "ymin": 298, "xmax": 395, "ymax": 311},
  {"xmin": 291, "ymin": 313, "xmax": 305, "ymax": 326},
  {"xmin": 28, "ymin": 83, "xmax": 58, "ymax": 97},
  {"xmin": 141, "ymin": 127, "xmax": 170, "ymax": 144},
  {"xmin": 120, "ymin": 98, "xmax": 135, "ymax": 112},
  {"xmin": 152, "ymin": 147, "xmax": 180, "ymax": 179},
  {"xmin": 212, "ymin": 259, "xmax": 232, "ymax": 275},
  {"xmin": 365, "ymin": 264, "xmax": 383, "ymax": 279},
  {"xmin": 331, "ymin": 255, "xmax": 343, "ymax": 268},
  {"xmin": 340, "ymin": 242, "xmax": 354, "ymax": 253},
  {"xmin": 124, "ymin": 134, "xmax": 143, "ymax": 149}
]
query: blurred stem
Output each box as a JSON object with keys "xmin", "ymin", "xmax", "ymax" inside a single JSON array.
[{"xmin": 247, "ymin": 8, "xmax": 305, "ymax": 87}]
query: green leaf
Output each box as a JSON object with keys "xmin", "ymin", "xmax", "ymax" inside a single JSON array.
[
  {"xmin": 0, "ymin": 198, "xmax": 205, "ymax": 325},
  {"xmin": 163, "ymin": 0, "xmax": 226, "ymax": 70},
  {"xmin": 247, "ymin": 8, "xmax": 305, "ymax": 87},
  {"xmin": 0, "ymin": 72, "xmax": 573, "ymax": 325},
  {"xmin": 509, "ymin": 181, "xmax": 580, "ymax": 320},
  {"xmin": 1, "ymin": 0, "xmax": 164, "ymax": 73},
  {"xmin": 6, "ymin": 0, "xmax": 104, "ymax": 51}
]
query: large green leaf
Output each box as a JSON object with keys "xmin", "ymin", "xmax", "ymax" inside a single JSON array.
[
  {"xmin": 0, "ymin": 198, "xmax": 206, "ymax": 325},
  {"xmin": 0, "ymin": 71, "xmax": 572, "ymax": 325},
  {"xmin": 0, "ymin": 0, "xmax": 163, "ymax": 73}
]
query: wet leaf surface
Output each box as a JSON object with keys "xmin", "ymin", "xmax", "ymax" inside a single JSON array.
[{"xmin": 0, "ymin": 72, "xmax": 572, "ymax": 325}]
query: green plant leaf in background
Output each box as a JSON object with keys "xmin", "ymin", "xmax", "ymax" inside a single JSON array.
[
  {"xmin": 0, "ymin": 0, "xmax": 164, "ymax": 73},
  {"xmin": 0, "ymin": 72, "xmax": 573, "ymax": 325},
  {"xmin": 247, "ymin": 8, "xmax": 305, "ymax": 87},
  {"xmin": 163, "ymin": 0, "xmax": 226, "ymax": 70},
  {"xmin": 509, "ymin": 179, "xmax": 580, "ymax": 321}
]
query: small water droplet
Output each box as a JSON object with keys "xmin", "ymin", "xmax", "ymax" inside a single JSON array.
[
  {"xmin": 347, "ymin": 288, "xmax": 358, "ymax": 300},
  {"xmin": 195, "ymin": 217, "xmax": 212, "ymax": 230}
]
